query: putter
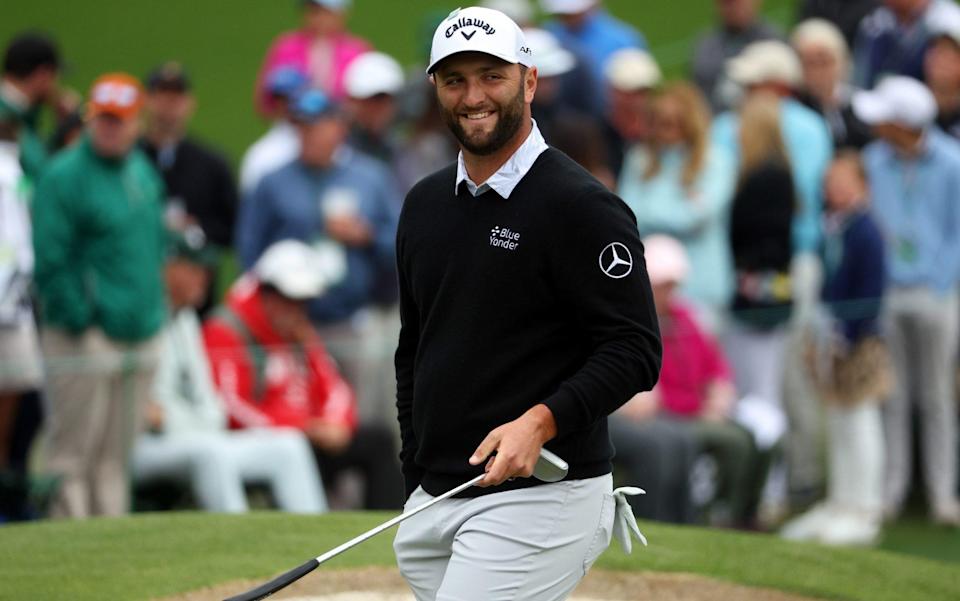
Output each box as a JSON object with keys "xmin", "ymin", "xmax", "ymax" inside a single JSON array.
[{"xmin": 223, "ymin": 448, "xmax": 569, "ymax": 601}]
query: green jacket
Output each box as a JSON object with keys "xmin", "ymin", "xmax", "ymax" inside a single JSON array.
[
  {"xmin": 33, "ymin": 135, "xmax": 166, "ymax": 342},
  {"xmin": 0, "ymin": 93, "xmax": 48, "ymax": 181}
]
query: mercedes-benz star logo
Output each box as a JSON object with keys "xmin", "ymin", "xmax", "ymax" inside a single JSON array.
[{"xmin": 599, "ymin": 242, "xmax": 633, "ymax": 279}]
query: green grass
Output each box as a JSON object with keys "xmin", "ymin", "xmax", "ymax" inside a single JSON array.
[
  {"xmin": 2, "ymin": 0, "xmax": 796, "ymax": 165},
  {"xmin": 1, "ymin": 511, "xmax": 957, "ymax": 601}
]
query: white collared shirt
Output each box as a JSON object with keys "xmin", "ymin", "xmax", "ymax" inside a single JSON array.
[{"xmin": 455, "ymin": 120, "xmax": 549, "ymax": 199}]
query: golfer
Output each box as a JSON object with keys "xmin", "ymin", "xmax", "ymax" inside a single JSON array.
[{"xmin": 393, "ymin": 6, "xmax": 662, "ymax": 600}]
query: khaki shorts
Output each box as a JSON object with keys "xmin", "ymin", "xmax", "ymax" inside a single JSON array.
[{"xmin": 0, "ymin": 319, "xmax": 42, "ymax": 392}]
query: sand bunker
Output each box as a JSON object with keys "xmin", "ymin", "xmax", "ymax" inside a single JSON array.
[{"xmin": 162, "ymin": 566, "xmax": 821, "ymax": 601}]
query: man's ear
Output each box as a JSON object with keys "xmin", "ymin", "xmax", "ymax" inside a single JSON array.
[{"xmin": 525, "ymin": 66, "xmax": 538, "ymax": 104}]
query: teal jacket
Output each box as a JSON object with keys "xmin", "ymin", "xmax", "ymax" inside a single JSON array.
[
  {"xmin": 33, "ymin": 136, "xmax": 166, "ymax": 342},
  {"xmin": 0, "ymin": 93, "xmax": 48, "ymax": 181},
  {"xmin": 618, "ymin": 144, "xmax": 736, "ymax": 310}
]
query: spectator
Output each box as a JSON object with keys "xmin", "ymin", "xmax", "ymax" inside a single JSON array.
[
  {"xmin": 239, "ymin": 66, "xmax": 308, "ymax": 197},
  {"xmin": 792, "ymin": 19, "xmax": 873, "ymax": 149},
  {"xmin": 482, "ymin": 0, "xmax": 535, "ymax": 25},
  {"xmin": 0, "ymin": 107, "xmax": 43, "ymax": 521},
  {"xmin": 203, "ymin": 240, "xmax": 402, "ymax": 509},
  {"xmin": 618, "ymin": 82, "xmax": 736, "ymax": 330},
  {"xmin": 798, "ymin": 0, "xmax": 880, "ymax": 48},
  {"xmin": 255, "ymin": 0, "xmax": 370, "ymax": 116},
  {"xmin": 640, "ymin": 235, "xmax": 759, "ymax": 527},
  {"xmin": 549, "ymin": 114, "xmax": 616, "ymax": 189},
  {"xmin": 541, "ymin": 1, "xmax": 646, "ymax": 95},
  {"xmin": 342, "ymin": 51, "xmax": 407, "ymax": 189},
  {"xmin": 692, "ymin": 0, "xmax": 783, "ymax": 111},
  {"xmin": 714, "ymin": 40, "xmax": 834, "ymax": 509},
  {"xmin": 132, "ymin": 230, "xmax": 327, "ymax": 514},
  {"xmin": 724, "ymin": 93, "xmax": 794, "ymax": 518},
  {"xmin": 782, "ymin": 151, "xmax": 888, "ymax": 546},
  {"xmin": 852, "ymin": 76, "xmax": 960, "ymax": 525},
  {"xmin": 141, "ymin": 62, "xmax": 239, "ymax": 249},
  {"xmin": 236, "ymin": 89, "xmax": 398, "ymax": 422},
  {"xmin": 601, "ymin": 48, "xmax": 662, "ymax": 180},
  {"xmin": 1, "ymin": 32, "xmax": 62, "ymax": 179},
  {"xmin": 852, "ymin": 0, "xmax": 960, "ymax": 88},
  {"xmin": 33, "ymin": 73, "xmax": 166, "ymax": 518},
  {"xmin": 924, "ymin": 24, "xmax": 960, "ymax": 138},
  {"xmin": 526, "ymin": 28, "xmax": 579, "ymax": 143}
]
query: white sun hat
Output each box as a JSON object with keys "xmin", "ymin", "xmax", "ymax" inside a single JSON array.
[
  {"xmin": 540, "ymin": 0, "xmax": 596, "ymax": 15},
  {"xmin": 523, "ymin": 28, "xmax": 576, "ymax": 78},
  {"xmin": 642, "ymin": 234, "xmax": 689, "ymax": 286},
  {"xmin": 851, "ymin": 76, "xmax": 937, "ymax": 130},
  {"xmin": 726, "ymin": 40, "xmax": 802, "ymax": 87},
  {"xmin": 254, "ymin": 239, "xmax": 329, "ymax": 300},
  {"xmin": 427, "ymin": 6, "xmax": 533, "ymax": 74},
  {"xmin": 344, "ymin": 51, "xmax": 405, "ymax": 99},
  {"xmin": 604, "ymin": 48, "xmax": 662, "ymax": 91}
]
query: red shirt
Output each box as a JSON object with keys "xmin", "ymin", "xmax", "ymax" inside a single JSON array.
[
  {"xmin": 202, "ymin": 276, "xmax": 357, "ymax": 432},
  {"xmin": 657, "ymin": 301, "xmax": 731, "ymax": 417}
]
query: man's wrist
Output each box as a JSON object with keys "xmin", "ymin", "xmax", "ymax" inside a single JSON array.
[{"xmin": 528, "ymin": 403, "xmax": 558, "ymax": 444}]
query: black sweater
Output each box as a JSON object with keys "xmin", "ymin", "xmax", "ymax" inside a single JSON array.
[{"xmin": 395, "ymin": 148, "xmax": 662, "ymax": 499}]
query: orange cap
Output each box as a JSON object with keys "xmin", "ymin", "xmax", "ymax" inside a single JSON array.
[{"xmin": 87, "ymin": 72, "xmax": 144, "ymax": 120}]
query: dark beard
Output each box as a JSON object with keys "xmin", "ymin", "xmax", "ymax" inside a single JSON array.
[{"xmin": 441, "ymin": 84, "xmax": 525, "ymax": 156}]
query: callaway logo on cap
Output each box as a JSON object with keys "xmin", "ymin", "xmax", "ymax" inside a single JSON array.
[{"xmin": 427, "ymin": 6, "xmax": 533, "ymax": 74}]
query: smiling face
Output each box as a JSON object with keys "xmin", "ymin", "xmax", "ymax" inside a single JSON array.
[{"xmin": 432, "ymin": 52, "xmax": 536, "ymax": 156}]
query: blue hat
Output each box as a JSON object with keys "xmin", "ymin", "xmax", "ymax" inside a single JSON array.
[
  {"xmin": 290, "ymin": 88, "xmax": 339, "ymax": 122},
  {"xmin": 265, "ymin": 66, "xmax": 308, "ymax": 98}
]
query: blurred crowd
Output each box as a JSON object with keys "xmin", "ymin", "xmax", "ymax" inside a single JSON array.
[{"xmin": 3, "ymin": 0, "xmax": 960, "ymax": 547}]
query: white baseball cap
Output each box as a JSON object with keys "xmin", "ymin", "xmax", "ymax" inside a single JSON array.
[
  {"xmin": 344, "ymin": 52, "xmax": 405, "ymax": 99},
  {"xmin": 726, "ymin": 40, "xmax": 802, "ymax": 87},
  {"xmin": 604, "ymin": 48, "xmax": 662, "ymax": 91},
  {"xmin": 852, "ymin": 76, "xmax": 937, "ymax": 130},
  {"xmin": 642, "ymin": 234, "xmax": 689, "ymax": 286},
  {"xmin": 427, "ymin": 6, "xmax": 533, "ymax": 74},
  {"xmin": 254, "ymin": 239, "xmax": 328, "ymax": 300},
  {"xmin": 523, "ymin": 28, "xmax": 575, "ymax": 78},
  {"xmin": 540, "ymin": 0, "xmax": 596, "ymax": 15}
]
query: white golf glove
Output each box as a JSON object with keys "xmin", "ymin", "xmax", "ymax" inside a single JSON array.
[{"xmin": 611, "ymin": 486, "xmax": 648, "ymax": 554}]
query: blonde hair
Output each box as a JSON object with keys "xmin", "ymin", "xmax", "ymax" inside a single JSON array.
[
  {"xmin": 737, "ymin": 92, "xmax": 790, "ymax": 187},
  {"xmin": 791, "ymin": 18, "xmax": 849, "ymax": 68},
  {"xmin": 643, "ymin": 81, "xmax": 711, "ymax": 191}
]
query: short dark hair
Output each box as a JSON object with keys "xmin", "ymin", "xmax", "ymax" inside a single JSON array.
[{"xmin": 3, "ymin": 32, "xmax": 61, "ymax": 79}]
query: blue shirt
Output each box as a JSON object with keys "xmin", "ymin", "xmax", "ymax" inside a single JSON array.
[
  {"xmin": 546, "ymin": 10, "xmax": 645, "ymax": 85},
  {"xmin": 864, "ymin": 129, "xmax": 960, "ymax": 295},
  {"xmin": 618, "ymin": 144, "xmax": 736, "ymax": 309},
  {"xmin": 711, "ymin": 97, "xmax": 833, "ymax": 254},
  {"xmin": 236, "ymin": 148, "xmax": 399, "ymax": 323}
]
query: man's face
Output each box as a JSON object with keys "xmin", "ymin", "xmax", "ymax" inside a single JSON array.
[
  {"xmin": 608, "ymin": 87, "xmax": 652, "ymax": 142},
  {"xmin": 883, "ymin": 0, "xmax": 925, "ymax": 18},
  {"xmin": 925, "ymin": 37, "xmax": 960, "ymax": 89},
  {"xmin": 872, "ymin": 121, "xmax": 923, "ymax": 152},
  {"xmin": 717, "ymin": 0, "xmax": 759, "ymax": 29},
  {"xmin": 433, "ymin": 53, "xmax": 535, "ymax": 156},
  {"xmin": 89, "ymin": 113, "xmax": 140, "ymax": 158},
  {"xmin": 164, "ymin": 259, "xmax": 210, "ymax": 309},
  {"xmin": 261, "ymin": 289, "xmax": 310, "ymax": 341},
  {"xmin": 145, "ymin": 89, "xmax": 195, "ymax": 135},
  {"xmin": 299, "ymin": 116, "xmax": 346, "ymax": 167},
  {"xmin": 27, "ymin": 66, "xmax": 59, "ymax": 104},
  {"xmin": 304, "ymin": 5, "xmax": 345, "ymax": 36},
  {"xmin": 347, "ymin": 93, "xmax": 397, "ymax": 135}
]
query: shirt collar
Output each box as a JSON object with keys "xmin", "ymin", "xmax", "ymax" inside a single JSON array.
[{"xmin": 455, "ymin": 120, "xmax": 549, "ymax": 199}]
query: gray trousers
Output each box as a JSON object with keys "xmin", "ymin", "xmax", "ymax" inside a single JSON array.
[
  {"xmin": 394, "ymin": 475, "xmax": 614, "ymax": 601},
  {"xmin": 42, "ymin": 328, "xmax": 159, "ymax": 518},
  {"xmin": 883, "ymin": 288, "xmax": 959, "ymax": 513}
]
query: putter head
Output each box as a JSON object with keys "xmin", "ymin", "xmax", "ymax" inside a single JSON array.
[{"xmin": 534, "ymin": 448, "xmax": 568, "ymax": 482}]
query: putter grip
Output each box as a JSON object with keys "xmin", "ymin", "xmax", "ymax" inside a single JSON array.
[{"xmin": 223, "ymin": 558, "xmax": 320, "ymax": 601}]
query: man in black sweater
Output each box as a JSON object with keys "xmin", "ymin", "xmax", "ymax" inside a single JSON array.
[{"xmin": 393, "ymin": 7, "xmax": 661, "ymax": 601}]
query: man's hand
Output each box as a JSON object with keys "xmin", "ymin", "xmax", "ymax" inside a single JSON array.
[
  {"xmin": 325, "ymin": 214, "xmax": 373, "ymax": 247},
  {"xmin": 307, "ymin": 420, "xmax": 352, "ymax": 454},
  {"xmin": 468, "ymin": 404, "xmax": 557, "ymax": 487}
]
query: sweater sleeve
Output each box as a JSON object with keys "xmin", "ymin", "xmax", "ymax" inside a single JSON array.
[
  {"xmin": 32, "ymin": 169, "xmax": 92, "ymax": 334},
  {"xmin": 543, "ymin": 189, "xmax": 662, "ymax": 437},
  {"xmin": 394, "ymin": 202, "xmax": 424, "ymax": 498}
]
